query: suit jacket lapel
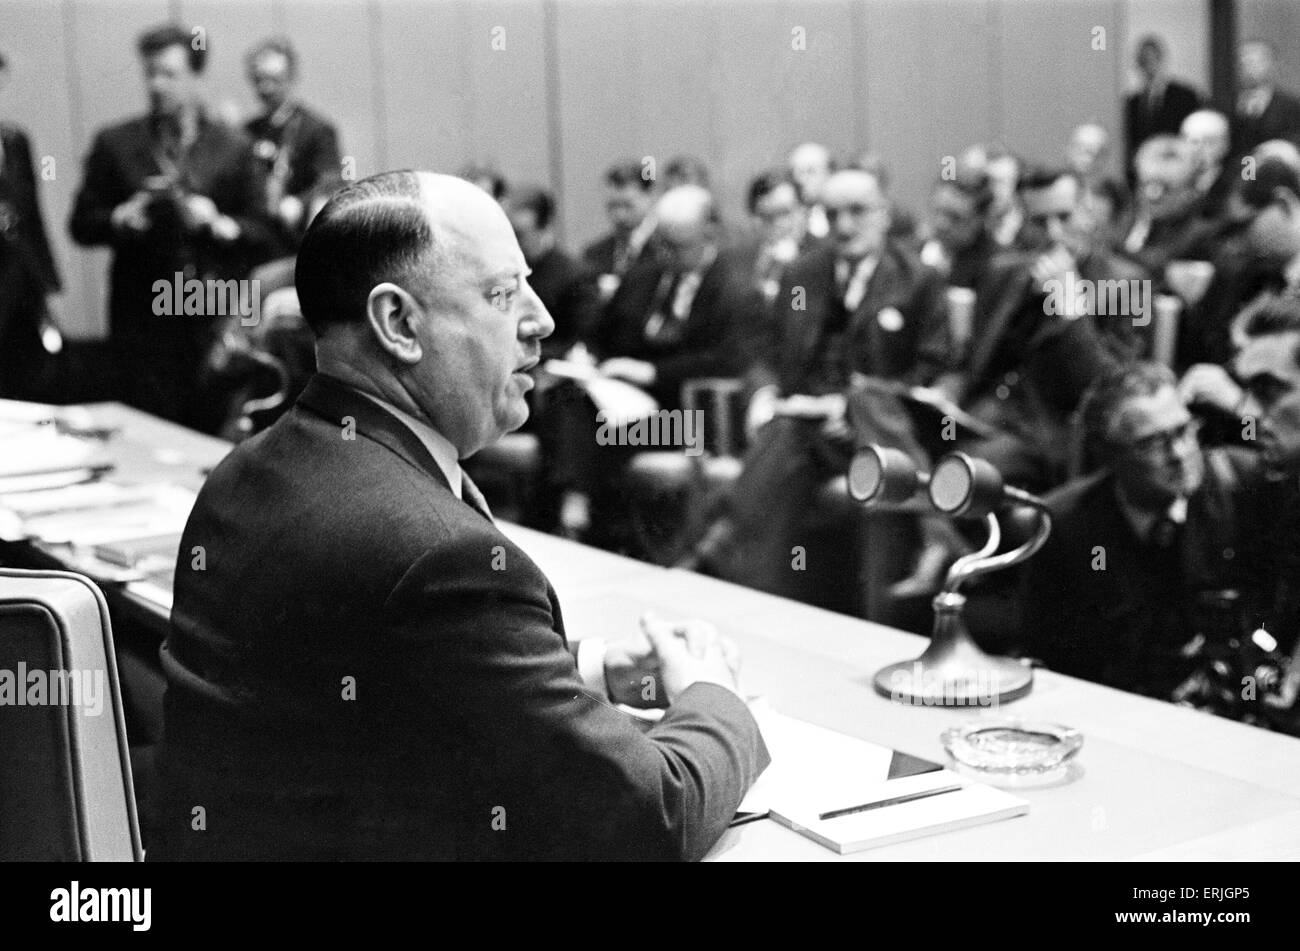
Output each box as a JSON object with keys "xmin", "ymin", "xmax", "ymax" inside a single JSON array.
[{"xmin": 295, "ymin": 372, "xmax": 454, "ymax": 494}]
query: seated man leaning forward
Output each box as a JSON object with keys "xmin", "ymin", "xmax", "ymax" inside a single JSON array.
[{"xmin": 151, "ymin": 170, "xmax": 769, "ymax": 861}]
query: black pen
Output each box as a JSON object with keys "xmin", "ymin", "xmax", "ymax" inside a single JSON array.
[{"xmin": 819, "ymin": 784, "xmax": 965, "ymax": 821}]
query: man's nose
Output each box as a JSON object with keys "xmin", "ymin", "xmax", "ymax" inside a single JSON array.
[{"xmin": 520, "ymin": 282, "xmax": 554, "ymax": 341}]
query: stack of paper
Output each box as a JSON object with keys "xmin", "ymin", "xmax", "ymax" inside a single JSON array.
[{"xmin": 739, "ymin": 706, "xmax": 1028, "ymax": 855}]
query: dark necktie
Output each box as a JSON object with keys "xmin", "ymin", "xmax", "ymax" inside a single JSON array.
[
  {"xmin": 460, "ymin": 470, "xmax": 494, "ymax": 524},
  {"xmin": 1148, "ymin": 514, "xmax": 1180, "ymax": 551}
]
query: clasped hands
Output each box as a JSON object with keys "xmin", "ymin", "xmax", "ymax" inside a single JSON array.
[
  {"xmin": 603, "ymin": 611, "xmax": 742, "ymax": 708},
  {"xmin": 111, "ymin": 190, "xmax": 240, "ymax": 241}
]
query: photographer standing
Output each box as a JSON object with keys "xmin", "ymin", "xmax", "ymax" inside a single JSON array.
[{"xmin": 69, "ymin": 22, "xmax": 271, "ymax": 429}]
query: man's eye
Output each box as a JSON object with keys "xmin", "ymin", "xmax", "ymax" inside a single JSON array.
[{"xmin": 490, "ymin": 286, "xmax": 517, "ymax": 310}]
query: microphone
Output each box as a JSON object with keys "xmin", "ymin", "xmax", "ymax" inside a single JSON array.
[
  {"xmin": 847, "ymin": 445, "xmax": 1053, "ymax": 706},
  {"xmin": 926, "ymin": 451, "xmax": 1046, "ymax": 516}
]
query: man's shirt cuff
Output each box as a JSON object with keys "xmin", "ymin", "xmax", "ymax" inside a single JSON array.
[{"xmin": 576, "ymin": 638, "xmax": 609, "ymax": 699}]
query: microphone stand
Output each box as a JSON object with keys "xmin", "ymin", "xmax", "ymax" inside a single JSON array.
[{"xmin": 851, "ymin": 447, "xmax": 1053, "ymax": 706}]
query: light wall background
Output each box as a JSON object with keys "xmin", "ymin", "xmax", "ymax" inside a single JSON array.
[{"xmin": 0, "ymin": 0, "xmax": 1264, "ymax": 341}]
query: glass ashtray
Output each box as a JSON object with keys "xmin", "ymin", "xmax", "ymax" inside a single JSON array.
[{"xmin": 941, "ymin": 720, "xmax": 1083, "ymax": 774}]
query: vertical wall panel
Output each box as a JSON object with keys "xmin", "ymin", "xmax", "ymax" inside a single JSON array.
[
  {"xmin": 0, "ymin": 1, "xmax": 84, "ymax": 334},
  {"xmin": 177, "ymin": 0, "xmax": 278, "ymax": 125},
  {"xmin": 277, "ymin": 0, "xmax": 380, "ymax": 181},
  {"xmin": 995, "ymin": 0, "xmax": 1123, "ymax": 167}
]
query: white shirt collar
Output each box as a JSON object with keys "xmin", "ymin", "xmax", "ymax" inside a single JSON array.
[{"xmin": 357, "ymin": 391, "xmax": 463, "ymax": 500}]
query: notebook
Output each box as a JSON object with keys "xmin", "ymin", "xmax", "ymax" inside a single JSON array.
[{"xmin": 741, "ymin": 706, "xmax": 1028, "ymax": 855}]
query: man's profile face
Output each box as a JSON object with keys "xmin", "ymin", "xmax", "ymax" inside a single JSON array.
[
  {"xmin": 753, "ymin": 182, "xmax": 804, "ymax": 246},
  {"xmin": 1236, "ymin": 331, "xmax": 1300, "ymax": 474},
  {"xmin": 1111, "ymin": 385, "xmax": 1205, "ymax": 504},
  {"xmin": 405, "ymin": 185, "xmax": 553, "ymax": 456},
  {"xmin": 1239, "ymin": 42, "xmax": 1273, "ymax": 89},
  {"xmin": 144, "ymin": 44, "xmax": 196, "ymax": 116},
  {"xmin": 656, "ymin": 214, "xmax": 712, "ymax": 273},
  {"xmin": 789, "ymin": 146, "xmax": 831, "ymax": 205},
  {"xmin": 928, "ymin": 184, "xmax": 982, "ymax": 252},
  {"xmin": 1181, "ymin": 117, "xmax": 1229, "ymax": 171},
  {"xmin": 249, "ymin": 50, "xmax": 293, "ymax": 112},
  {"xmin": 1067, "ymin": 126, "xmax": 1108, "ymax": 178},
  {"xmin": 823, "ymin": 170, "xmax": 889, "ymax": 261},
  {"xmin": 605, "ymin": 182, "xmax": 651, "ymax": 233},
  {"xmin": 1021, "ymin": 176, "xmax": 1091, "ymax": 258},
  {"xmin": 1136, "ymin": 42, "xmax": 1163, "ymax": 80},
  {"xmin": 985, "ymin": 156, "xmax": 1020, "ymax": 209}
]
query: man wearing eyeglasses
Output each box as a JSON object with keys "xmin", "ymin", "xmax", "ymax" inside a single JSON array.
[
  {"xmin": 1020, "ymin": 362, "xmax": 1266, "ymax": 699},
  {"xmin": 685, "ymin": 165, "xmax": 957, "ymax": 602}
]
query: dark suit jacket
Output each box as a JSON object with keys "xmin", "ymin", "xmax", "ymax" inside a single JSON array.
[
  {"xmin": 582, "ymin": 230, "xmax": 655, "ymax": 280},
  {"xmin": 1124, "ymin": 80, "xmax": 1201, "ymax": 171},
  {"xmin": 1234, "ymin": 87, "xmax": 1300, "ymax": 154},
  {"xmin": 595, "ymin": 252, "xmax": 759, "ymax": 408},
  {"xmin": 750, "ymin": 240, "xmax": 951, "ymax": 399},
  {"xmin": 245, "ymin": 102, "xmax": 341, "ymax": 204},
  {"xmin": 0, "ymin": 125, "xmax": 60, "ymax": 294},
  {"xmin": 1021, "ymin": 449, "xmax": 1267, "ymax": 696},
  {"xmin": 69, "ymin": 110, "xmax": 273, "ymax": 343},
  {"xmin": 0, "ymin": 124, "xmax": 61, "ymax": 388},
  {"xmin": 959, "ymin": 251, "xmax": 1136, "ymax": 465},
  {"xmin": 152, "ymin": 373, "xmax": 767, "ymax": 860}
]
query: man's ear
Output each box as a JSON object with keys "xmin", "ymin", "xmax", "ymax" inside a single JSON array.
[{"xmin": 365, "ymin": 282, "xmax": 423, "ymax": 365}]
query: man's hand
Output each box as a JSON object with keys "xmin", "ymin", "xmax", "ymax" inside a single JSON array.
[
  {"xmin": 1030, "ymin": 245, "xmax": 1076, "ymax": 297},
  {"xmin": 603, "ymin": 631, "xmax": 664, "ymax": 709},
  {"xmin": 599, "ymin": 356, "xmax": 656, "ymax": 388},
  {"xmin": 181, "ymin": 194, "xmax": 220, "ymax": 231},
  {"xmin": 110, "ymin": 191, "xmax": 152, "ymax": 235},
  {"xmin": 639, "ymin": 613, "xmax": 742, "ymax": 704}
]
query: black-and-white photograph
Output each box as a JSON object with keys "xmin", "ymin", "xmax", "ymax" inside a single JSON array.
[{"xmin": 0, "ymin": 0, "xmax": 1296, "ymax": 900}]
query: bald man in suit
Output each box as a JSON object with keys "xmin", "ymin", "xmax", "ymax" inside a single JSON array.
[{"xmin": 151, "ymin": 171, "xmax": 767, "ymax": 861}]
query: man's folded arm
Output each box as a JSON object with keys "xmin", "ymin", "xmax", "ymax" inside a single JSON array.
[{"xmin": 381, "ymin": 538, "xmax": 769, "ymax": 861}]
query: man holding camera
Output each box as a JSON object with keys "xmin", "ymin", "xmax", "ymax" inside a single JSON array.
[{"xmin": 70, "ymin": 22, "xmax": 271, "ymax": 429}]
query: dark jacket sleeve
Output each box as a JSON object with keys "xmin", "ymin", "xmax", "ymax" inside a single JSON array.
[
  {"xmin": 68, "ymin": 129, "xmax": 128, "ymax": 248},
  {"xmin": 3, "ymin": 128, "xmax": 61, "ymax": 290},
  {"xmin": 381, "ymin": 533, "xmax": 769, "ymax": 861}
]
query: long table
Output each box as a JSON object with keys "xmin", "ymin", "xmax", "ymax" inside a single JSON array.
[{"xmin": 10, "ymin": 402, "xmax": 1300, "ymax": 861}]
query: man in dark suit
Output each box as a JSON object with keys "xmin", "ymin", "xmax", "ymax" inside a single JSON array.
[
  {"xmin": 690, "ymin": 167, "xmax": 956, "ymax": 601},
  {"xmin": 244, "ymin": 36, "xmax": 343, "ymax": 255},
  {"xmin": 582, "ymin": 159, "xmax": 658, "ymax": 303},
  {"xmin": 1124, "ymin": 35, "xmax": 1201, "ymax": 183},
  {"xmin": 1234, "ymin": 40, "xmax": 1300, "ymax": 155},
  {"xmin": 721, "ymin": 169, "xmax": 812, "ymax": 310},
  {"xmin": 1021, "ymin": 363, "xmax": 1265, "ymax": 699},
  {"xmin": 546, "ymin": 185, "xmax": 756, "ymax": 544},
  {"xmin": 1116, "ymin": 135, "xmax": 1218, "ymax": 276},
  {"xmin": 0, "ymin": 53, "xmax": 62, "ymax": 400},
  {"xmin": 955, "ymin": 167, "xmax": 1141, "ymax": 491},
  {"xmin": 151, "ymin": 171, "xmax": 768, "ymax": 861},
  {"xmin": 68, "ymin": 23, "xmax": 272, "ymax": 429},
  {"xmin": 1181, "ymin": 110, "xmax": 1234, "ymax": 223}
]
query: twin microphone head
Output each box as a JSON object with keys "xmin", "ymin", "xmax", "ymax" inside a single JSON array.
[{"xmin": 848, "ymin": 445, "xmax": 1043, "ymax": 516}]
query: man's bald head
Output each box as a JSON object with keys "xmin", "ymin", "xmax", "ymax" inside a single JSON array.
[
  {"xmin": 789, "ymin": 142, "xmax": 833, "ymax": 204},
  {"xmin": 654, "ymin": 185, "xmax": 719, "ymax": 272},
  {"xmin": 1181, "ymin": 110, "xmax": 1230, "ymax": 170},
  {"xmin": 297, "ymin": 171, "xmax": 515, "ymax": 335},
  {"xmin": 301, "ymin": 169, "xmax": 551, "ymax": 456}
]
